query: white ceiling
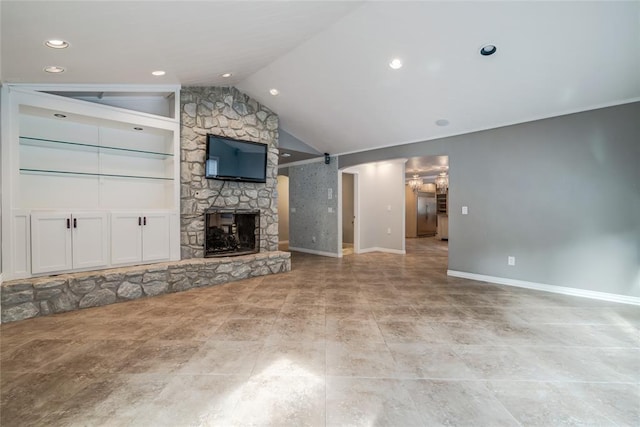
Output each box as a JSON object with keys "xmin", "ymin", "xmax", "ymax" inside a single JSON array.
[
  {"xmin": 0, "ymin": 1, "xmax": 361, "ymax": 85},
  {"xmin": 2, "ymin": 1, "xmax": 639, "ymax": 157}
]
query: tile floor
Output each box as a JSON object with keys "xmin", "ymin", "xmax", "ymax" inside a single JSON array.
[{"xmin": 1, "ymin": 238, "xmax": 638, "ymax": 426}]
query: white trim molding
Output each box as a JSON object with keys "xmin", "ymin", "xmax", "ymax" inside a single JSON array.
[
  {"xmin": 358, "ymin": 247, "xmax": 406, "ymax": 255},
  {"xmin": 447, "ymin": 270, "xmax": 640, "ymax": 306},
  {"xmin": 287, "ymin": 246, "xmax": 340, "ymax": 258}
]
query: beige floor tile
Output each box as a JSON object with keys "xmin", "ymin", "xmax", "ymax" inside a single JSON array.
[
  {"xmin": 252, "ymin": 340, "xmax": 325, "ymax": 377},
  {"xmin": 2, "ymin": 237, "xmax": 638, "ymax": 426},
  {"xmin": 326, "ymin": 341, "xmax": 398, "ymax": 378},
  {"xmin": 406, "ymin": 380, "xmax": 520, "ymax": 426},
  {"xmin": 326, "ymin": 377, "xmax": 423, "ymax": 426},
  {"xmin": 178, "ymin": 340, "xmax": 263, "ymax": 375}
]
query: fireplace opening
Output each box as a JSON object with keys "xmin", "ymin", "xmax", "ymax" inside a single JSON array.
[{"xmin": 204, "ymin": 209, "xmax": 260, "ymax": 257}]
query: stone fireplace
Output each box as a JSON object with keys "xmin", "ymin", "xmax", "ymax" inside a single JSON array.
[
  {"xmin": 0, "ymin": 86, "xmax": 292, "ymax": 324},
  {"xmin": 180, "ymin": 87, "xmax": 280, "ymax": 259},
  {"xmin": 205, "ymin": 209, "xmax": 260, "ymax": 257}
]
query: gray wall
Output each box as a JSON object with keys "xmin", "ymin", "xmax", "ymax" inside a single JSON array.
[
  {"xmin": 279, "ymin": 128, "xmax": 322, "ymax": 155},
  {"xmin": 340, "ymin": 102, "xmax": 640, "ymax": 297},
  {"xmin": 289, "ymin": 160, "xmax": 339, "ymax": 254}
]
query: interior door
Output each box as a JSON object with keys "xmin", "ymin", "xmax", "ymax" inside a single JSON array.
[
  {"xmin": 72, "ymin": 212, "xmax": 109, "ymax": 269},
  {"xmin": 31, "ymin": 212, "xmax": 72, "ymax": 274}
]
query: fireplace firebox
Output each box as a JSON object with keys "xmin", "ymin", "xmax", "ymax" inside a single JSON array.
[{"xmin": 204, "ymin": 209, "xmax": 260, "ymax": 257}]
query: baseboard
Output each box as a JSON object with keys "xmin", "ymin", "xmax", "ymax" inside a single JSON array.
[
  {"xmin": 447, "ymin": 270, "xmax": 640, "ymax": 306},
  {"xmin": 358, "ymin": 247, "xmax": 406, "ymax": 255},
  {"xmin": 287, "ymin": 246, "xmax": 340, "ymax": 258}
]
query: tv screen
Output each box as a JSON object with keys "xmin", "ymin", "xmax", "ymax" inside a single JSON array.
[{"xmin": 205, "ymin": 134, "xmax": 267, "ymax": 183}]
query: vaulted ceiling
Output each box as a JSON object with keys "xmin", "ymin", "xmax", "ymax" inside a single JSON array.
[{"xmin": 2, "ymin": 1, "xmax": 639, "ymax": 157}]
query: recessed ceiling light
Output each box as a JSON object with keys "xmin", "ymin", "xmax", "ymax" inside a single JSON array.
[
  {"xmin": 54, "ymin": 113, "xmax": 67, "ymax": 118},
  {"xmin": 44, "ymin": 66, "xmax": 65, "ymax": 73},
  {"xmin": 151, "ymin": 70, "xmax": 166, "ymax": 76},
  {"xmin": 269, "ymin": 88, "xmax": 280, "ymax": 96},
  {"xmin": 480, "ymin": 44, "xmax": 497, "ymax": 56},
  {"xmin": 281, "ymin": 152, "xmax": 292, "ymax": 158},
  {"xmin": 45, "ymin": 39, "xmax": 69, "ymax": 49},
  {"xmin": 221, "ymin": 73, "xmax": 232, "ymax": 78},
  {"xmin": 389, "ymin": 58, "xmax": 403, "ymax": 69},
  {"xmin": 435, "ymin": 119, "xmax": 450, "ymax": 126},
  {"xmin": 133, "ymin": 127, "xmax": 143, "ymax": 131}
]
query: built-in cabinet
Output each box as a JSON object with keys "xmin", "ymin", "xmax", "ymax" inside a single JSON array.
[
  {"xmin": 111, "ymin": 212, "xmax": 171, "ymax": 266},
  {"xmin": 1, "ymin": 85, "xmax": 181, "ymax": 279},
  {"xmin": 31, "ymin": 211, "xmax": 109, "ymax": 274}
]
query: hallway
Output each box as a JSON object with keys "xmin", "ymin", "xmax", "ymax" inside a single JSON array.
[{"xmin": 1, "ymin": 239, "xmax": 638, "ymax": 426}]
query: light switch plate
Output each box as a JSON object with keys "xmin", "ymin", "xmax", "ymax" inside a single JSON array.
[
  {"xmin": 328, "ymin": 207, "xmax": 333, "ymax": 213},
  {"xmin": 462, "ymin": 206, "xmax": 468, "ymax": 215},
  {"xmin": 291, "ymin": 207, "xmax": 296, "ymax": 213}
]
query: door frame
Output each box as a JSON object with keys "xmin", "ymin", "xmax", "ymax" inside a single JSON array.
[{"xmin": 337, "ymin": 170, "xmax": 359, "ymax": 257}]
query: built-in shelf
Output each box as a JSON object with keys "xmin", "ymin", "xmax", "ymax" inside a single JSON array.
[
  {"xmin": 436, "ymin": 193, "xmax": 448, "ymax": 214},
  {"xmin": 20, "ymin": 136, "xmax": 173, "ymax": 159},
  {"xmin": 20, "ymin": 168, "xmax": 174, "ymax": 181}
]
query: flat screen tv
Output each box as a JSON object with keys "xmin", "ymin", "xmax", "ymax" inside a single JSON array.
[{"xmin": 205, "ymin": 134, "xmax": 267, "ymax": 183}]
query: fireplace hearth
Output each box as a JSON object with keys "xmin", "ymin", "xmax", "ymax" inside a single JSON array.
[{"xmin": 204, "ymin": 209, "xmax": 260, "ymax": 257}]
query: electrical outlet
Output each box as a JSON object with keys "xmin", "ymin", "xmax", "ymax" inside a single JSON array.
[
  {"xmin": 387, "ymin": 205, "xmax": 392, "ymax": 212},
  {"xmin": 328, "ymin": 188, "xmax": 333, "ymax": 200},
  {"xmin": 508, "ymin": 256, "xmax": 516, "ymax": 266},
  {"xmin": 387, "ymin": 228, "xmax": 391, "ymax": 234},
  {"xmin": 462, "ymin": 206, "xmax": 468, "ymax": 215},
  {"xmin": 290, "ymin": 207, "xmax": 296, "ymax": 213},
  {"xmin": 312, "ymin": 236, "xmax": 316, "ymax": 243},
  {"xmin": 328, "ymin": 207, "xmax": 333, "ymax": 213}
]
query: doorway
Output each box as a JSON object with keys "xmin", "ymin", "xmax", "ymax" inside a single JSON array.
[
  {"xmin": 404, "ymin": 155, "xmax": 449, "ymax": 259},
  {"xmin": 341, "ymin": 172, "xmax": 355, "ymax": 255}
]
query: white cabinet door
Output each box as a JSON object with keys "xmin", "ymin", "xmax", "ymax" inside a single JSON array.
[
  {"xmin": 142, "ymin": 213, "xmax": 171, "ymax": 262},
  {"xmin": 111, "ymin": 212, "xmax": 143, "ymax": 266},
  {"xmin": 72, "ymin": 212, "xmax": 109, "ymax": 270},
  {"xmin": 31, "ymin": 212, "xmax": 72, "ymax": 274}
]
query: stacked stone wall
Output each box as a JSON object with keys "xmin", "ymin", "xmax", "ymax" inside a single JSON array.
[
  {"xmin": 1, "ymin": 252, "xmax": 291, "ymax": 323},
  {"xmin": 180, "ymin": 87, "xmax": 279, "ymax": 258}
]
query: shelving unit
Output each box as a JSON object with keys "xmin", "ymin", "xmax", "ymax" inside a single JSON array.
[
  {"xmin": 436, "ymin": 193, "xmax": 448, "ymax": 214},
  {"xmin": 2, "ymin": 85, "xmax": 181, "ymax": 279}
]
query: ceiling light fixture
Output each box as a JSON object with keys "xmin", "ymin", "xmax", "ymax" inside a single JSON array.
[
  {"xmin": 221, "ymin": 73, "xmax": 232, "ymax": 78},
  {"xmin": 54, "ymin": 113, "xmax": 67, "ymax": 118},
  {"xmin": 281, "ymin": 153, "xmax": 291, "ymax": 158},
  {"xmin": 435, "ymin": 172, "xmax": 449, "ymax": 193},
  {"xmin": 389, "ymin": 58, "xmax": 403, "ymax": 69},
  {"xmin": 151, "ymin": 70, "xmax": 166, "ymax": 76},
  {"xmin": 269, "ymin": 88, "xmax": 280, "ymax": 96},
  {"xmin": 45, "ymin": 39, "xmax": 69, "ymax": 49},
  {"xmin": 435, "ymin": 119, "xmax": 450, "ymax": 127},
  {"xmin": 408, "ymin": 174, "xmax": 422, "ymax": 192},
  {"xmin": 480, "ymin": 44, "xmax": 497, "ymax": 56},
  {"xmin": 44, "ymin": 66, "xmax": 65, "ymax": 73}
]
